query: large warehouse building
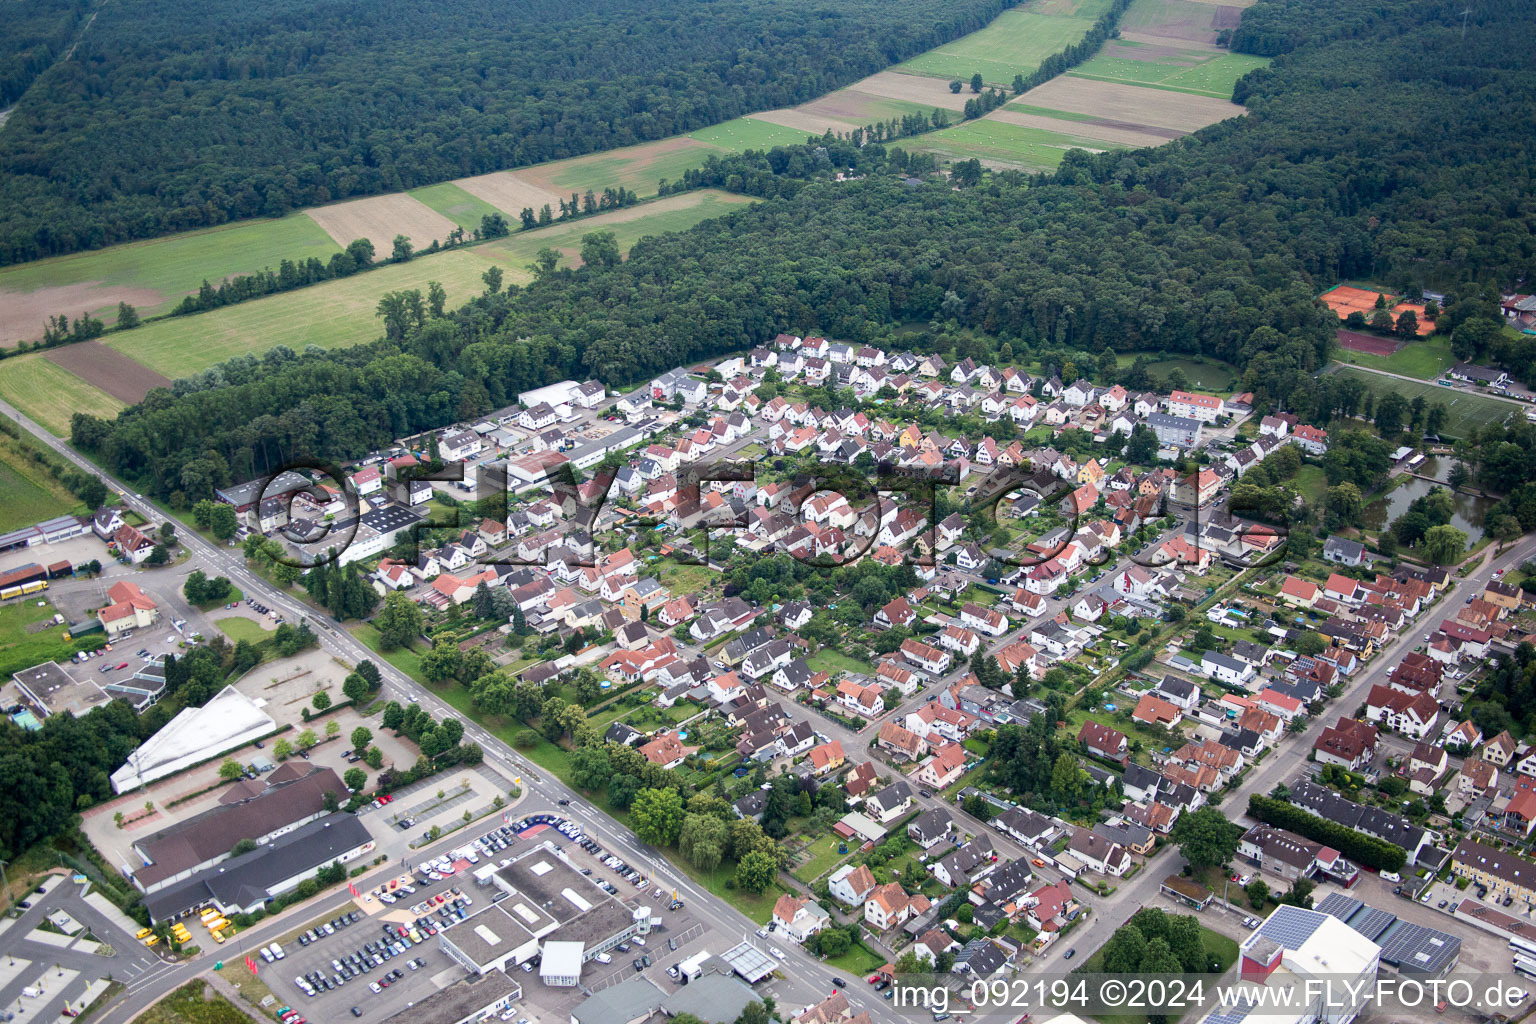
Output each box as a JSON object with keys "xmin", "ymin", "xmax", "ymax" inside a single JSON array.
[{"xmin": 111, "ymin": 686, "xmax": 276, "ymax": 793}]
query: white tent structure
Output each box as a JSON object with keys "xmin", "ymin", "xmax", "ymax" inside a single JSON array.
[{"xmin": 111, "ymin": 686, "xmax": 275, "ymax": 793}]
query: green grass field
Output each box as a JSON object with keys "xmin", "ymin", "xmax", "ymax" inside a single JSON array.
[
  {"xmin": 0, "ymin": 440, "xmax": 77, "ymax": 531},
  {"xmin": 1291, "ymin": 465, "xmax": 1329, "ymax": 504},
  {"xmin": 812, "ymin": 92, "xmax": 948, "ymax": 125},
  {"xmin": 478, "ymin": 191, "xmax": 755, "ymax": 283},
  {"xmin": 408, "ymin": 183, "xmax": 511, "ymax": 234},
  {"xmin": 213, "ymin": 617, "xmax": 272, "ymax": 643},
  {"xmin": 1116, "ymin": 352, "xmax": 1238, "ymax": 390},
  {"xmin": 1068, "ymin": 50, "xmax": 1270, "ymax": 98},
  {"xmin": 691, "ymin": 118, "xmax": 821, "ymax": 152},
  {"xmin": 525, "ymin": 140, "xmax": 729, "ymax": 198},
  {"xmin": 1334, "ymin": 336, "xmax": 1455, "ymax": 379},
  {"xmin": 910, "ymin": 117, "xmax": 1120, "ymax": 168},
  {"xmin": 0, "ymin": 214, "xmax": 341, "ymax": 322},
  {"xmin": 807, "ymin": 649, "xmax": 876, "ymax": 677},
  {"xmin": 1333, "ymin": 366, "xmax": 1517, "ymax": 438},
  {"xmin": 896, "ymin": 0, "xmax": 1114, "ymax": 85},
  {"xmin": 0, "ymin": 600, "xmax": 85, "ymax": 681},
  {"xmin": 106, "ymin": 251, "xmax": 498, "ymax": 377},
  {"xmin": 0, "ymin": 354, "xmax": 126, "ymax": 435}
]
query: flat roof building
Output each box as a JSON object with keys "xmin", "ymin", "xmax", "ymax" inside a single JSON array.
[
  {"xmin": 570, "ymin": 976, "xmax": 665, "ymax": 1024},
  {"xmin": 378, "ymin": 969, "xmax": 521, "ymax": 1024},
  {"xmin": 111, "ymin": 685, "xmax": 276, "ymax": 793},
  {"xmin": 11, "ymin": 661, "xmax": 110, "ymax": 719}
]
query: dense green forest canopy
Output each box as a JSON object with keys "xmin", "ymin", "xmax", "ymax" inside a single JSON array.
[
  {"xmin": 73, "ymin": 0, "xmax": 1536, "ymax": 504},
  {"xmin": 0, "ymin": 0, "xmax": 86, "ymax": 107},
  {"xmin": 0, "ymin": 0, "xmax": 1012, "ymax": 265}
]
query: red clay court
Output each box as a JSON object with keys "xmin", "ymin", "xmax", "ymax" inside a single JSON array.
[
  {"xmin": 1337, "ymin": 329, "xmax": 1403, "ymax": 356},
  {"xmin": 1320, "ymin": 284, "xmax": 1436, "ymax": 336}
]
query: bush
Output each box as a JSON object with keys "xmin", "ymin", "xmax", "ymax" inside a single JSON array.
[{"xmin": 1248, "ymin": 794, "xmax": 1405, "ymax": 872}]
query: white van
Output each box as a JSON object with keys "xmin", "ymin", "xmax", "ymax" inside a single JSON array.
[
  {"xmin": 594, "ymin": 952, "xmax": 612, "ymax": 964},
  {"xmin": 1381, "ymin": 871, "xmax": 1402, "ymax": 883}
]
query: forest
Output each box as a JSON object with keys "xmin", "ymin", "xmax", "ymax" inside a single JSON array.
[
  {"xmin": 0, "ymin": 0, "xmax": 1012, "ymax": 265},
  {"xmin": 71, "ymin": 0, "xmax": 1536, "ymax": 506},
  {"xmin": 0, "ymin": 0, "xmax": 86, "ymax": 107}
]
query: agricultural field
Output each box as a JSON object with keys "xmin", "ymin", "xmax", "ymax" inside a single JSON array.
[
  {"xmin": 0, "ymin": 214, "xmax": 341, "ymax": 348},
  {"xmin": 1117, "ymin": 0, "xmax": 1245, "ymax": 44},
  {"xmin": 105, "ymin": 251, "xmax": 499, "ymax": 378},
  {"xmin": 1069, "ymin": 43, "xmax": 1270, "ymax": 97},
  {"xmin": 476, "ymin": 190, "xmax": 756, "ymax": 282},
  {"xmin": 908, "ymin": 117, "xmax": 1124, "ymax": 170},
  {"xmin": 895, "ymin": 0, "xmax": 1116, "ymax": 86},
  {"xmin": 305, "ymin": 194, "xmax": 459, "ymax": 253},
  {"xmin": 0, "ymin": 437, "xmax": 77, "ymax": 532},
  {"xmin": 513, "ymin": 138, "xmax": 728, "ymax": 199},
  {"xmin": 799, "ymin": 89, "xmax": 943, "ymax": 126},
  {"xmin": 1333, "ymin": 367, "xmax": 1517, "ymax": 438},
  {"xmin": 408, "ymin": 182, "xmax": 517, "ymax": 234},
  {"xmin": 743, "ymin": 109, "xmax": 864, "ymax": 137},
  {"xmin": 0, "ymin": 354, "xmax": 126, "ymax": 436},
  {"xmin": 689, "ymin": 118, "xmax": 824, "ymax": 152},
  {"xmin": 45, "ymin": 342, "xmax": 171, "ymax": 404},
  {"xmin": 1010, "ymin": 75, "xmax": 1245, "ymax": 132}
]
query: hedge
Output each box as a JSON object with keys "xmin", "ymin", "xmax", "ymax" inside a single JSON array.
[{"xmin": 1248, "ymin": 794, "xmax": 1406, "ymax": 872}]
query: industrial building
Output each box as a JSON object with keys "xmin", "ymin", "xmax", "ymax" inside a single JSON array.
[
  {"xmin": 379, "ymin": 970, "xmax": 521, "ymax": 1024},
  {"xmin": 1233, "ymin": 905, "xmax": 1381, "ymax": 1024},
  {"xmin": 438, "ymin": 840, "xmax": 649, "ymax": 979},
  {"xmin": 110, "ymin": 685, "xmax": 276, "ymax": 793},
  {"xmin": 1314, "ymin": 893, "xmax": 1461, "ymax": 978}
]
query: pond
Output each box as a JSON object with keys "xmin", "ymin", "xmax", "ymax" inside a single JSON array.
[{"xmin": 1360, "ymin": 464, "xmax": 1495, "ymax": 541}]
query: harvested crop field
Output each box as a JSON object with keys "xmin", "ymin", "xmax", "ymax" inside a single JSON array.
[
  {"xmin": 1014, "ymin": 76, "xmax": 1244, "ymax": 132},
  {"xmin": 1116, "ymin": 0, "xmax": 1233, "ymax": 42},
  {"xmin": 409, "ymin": 182, "xmax": 515, "ymax": 234},
  {"xmin": 844, "ymin": 71, "xmax": 974, "ymax": 111},
  {"xmin": 0, "ymin": 280, "xmax": 163, "ymax": 349},
  {"xmin": 451, "ymin": 171, "xmax": 563, "ymax": 220},
  {"xmin": 746, "ymin": 109, "xmax": 863, "ymax": 136},
  {"xmin": 45, "ymin": 341, "xmax": 171, "ymax": 403},
  {"xmin": 305, "ymin": 194, "xmax": 458, "ymax": 253},
  {"xmin": 514, "ymin": 137, "xmax": 722, "ymax": 198},
  {"xmin": 800, "ymin": 90, "xmax": 939, "ymax": 125},
  {"xmin": 989, "ymin": 108, "xmax": 1180, "ymax": 146},
  {"xmin": 0, "ymin": 354, "xmax": 126, "ymax": 435}
]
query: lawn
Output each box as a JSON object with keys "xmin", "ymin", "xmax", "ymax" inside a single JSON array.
[
  {"xmin": 0, "ymin": 214, "xmax": 341, "ymax": 329},
  {"xmin": 896, "ymin": 0, "xmax": 1115, "ymax": 86},
  {"xmin": 690, "ymin": 118, "xmax": 822, "ymax": 152},
  {"xmin": 0, "ymin": 600, "xmax": 84, "ymax": 680},
  {"xmin": 352, "ymin": 622, "xmax": 428, "ymax": 684},
  {"xmin": 1115, "ymin": 353, "xmax": 1238, "ymax": 391},
  {"xmin": 138, "ymin": 981, "xmax": 252, "ymax": 1024},
  {"xmin": 792, "ymin": 833, "xmax": 852, "ymax": 884},
  {"xmin": 214, "ymin": 616, "xmax": 274, "ymax": 644},
  {"xmin": 1334, "ymin": 335, "xmax": 1455, "ymax": 379},
  {"xmin": 107, "ymin": 251, "xmax": 497, "ymax": 377},
  {"xmin": 648, "ymin": 558, "xmax": 720, "ymax": 598},
  {"xmin": 1333, "ymin": 366, "xmax": 1517, "ymax": 438},
  {"xmin": 478, "ymin": 191, "xmax": 754, "ymax": 284},
  {"xmin": 0, "ymin": 354, "xmax": 126, "ymax": 436},
  {"xmin": 1291, "ymin": 465, "xmax": 1328, "ymax": 504},
  {"xmin": 1067, "ymin": 51, "xmax": 1270, "ymax": 99},
  {"xmin": 0, "ymin": 437, "xmax": 78, "ymax": 531},
  {"xmin": 910, "ymin": 117, "xmax": 1122, "ymax": 169},
  {"xmin": 408, "ymin": 182, "xmax": 512, "ymax": 234},
  {"xmin": 822, "ymin": 939, "xmax": 886, "ymax": 975},
  {"xmin": 807, "ymin": 649, "xmax": 876, "ymax": 677}
]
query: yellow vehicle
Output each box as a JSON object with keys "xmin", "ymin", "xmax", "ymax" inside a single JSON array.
[
  {"xmin": 211, "ymin": 930, "xmax": 225, "ymax": 944},
  {"xmin": 135, "ymin": 927, "xmax": 153, "ymax": 940},
  {"xmin": 143, "ymin": 935, "xmax": 159, "ymax": 947},
  {"xmin": 206, "ymin": 917, "xmax": 229, "ymax": 932},
  {"xmin": 199, "ymin": 908, "xmax": 221, "ymax": 924},
  {"xmin": 172, "ymin": 927, "xmax": 191, "ymax": 942}
]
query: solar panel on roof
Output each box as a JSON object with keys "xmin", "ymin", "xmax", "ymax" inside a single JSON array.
[
  {"xmin": 1257, "ymin": 905, "xmax": 1326, "ymax": 950},
  {"xmin": 1315, "ymin": 893, "xmax": 1363, "ymax": 920},
  {"xmin": 1348, "ymin": 906, "xmax": 1397, "ymax": 942},
  {"xmin": 1202, "ymin": 1004, "xmax": 1253, "ymax": 1024}
]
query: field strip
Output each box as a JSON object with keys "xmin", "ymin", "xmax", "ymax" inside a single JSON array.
[
  {"xmin": 0, "ymin": 280, "xmax": 162, "ymax": 349},
  {"xmin": 0, "ymin": 353, "xmax": 125, "ymax": 435},
  {"xmin": 844, "ymin": 71, "xmax": 973, "ymax": 111},
  {"xmin": 799, "ymin": 90, "xmax": 940, "ymax": 124},
  {"xmin": 452, "ymin": 171, "xmax": 564, "ymax": 219},
  {"xmin": 305, "ymin": 194, "xmax": 459, "ymax": 254},
  {"xmin": 1116, "ymin": 31, "xmax": 1226, "ymax": 50},
  {"xmin": 1066, "ymin": 71, "xmax": 1228, "ymax": 98},
  {"xmin": 746, "ymin": 110, "xmax": 864, "ymax": 136},
  {"xmin": 1014, "ymin": 75, "xmax": 1244, "ymax": 132},
  {"xmin": 45, "ymin": 341, "xmax": 171, "ymax": 404},
  {"xmin": 989, "ymin": 108, "xmax": 1184, "ymax": 146}
]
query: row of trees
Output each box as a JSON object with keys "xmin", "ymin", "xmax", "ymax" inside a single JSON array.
[{"xmin": 1247, "ymin": 794, "xmax": 1406, "ymax": 872}]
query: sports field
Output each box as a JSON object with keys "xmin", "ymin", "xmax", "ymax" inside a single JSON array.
[
  {"xmin": 408, "ymin": 182, "xmax": 514, "ymax": 234},
  {"xmin": 1334, "ymin": 367, "xmax": 1516, "ymax": 438},
  {"xmin": 477, "ymin": 190, "xmax": 756, "ymax": 282},
  {"xmin": 0, "ymin": 214, "xmax": 341, "ymax": 348},
  {"xmin": 105, "ymin": 250, "xmax": 498, "ymax": 378},
  {"xmin": 1069, "ymin": 47, "xmax": 1269, "ymax": 97},
  {"xmin": 896, "ymin": 0, "xmax": 1115, "ymax": 85},
  {"xmin": 0, "ymin": 354, "xmax": 126, "ymax": 436},
  {"xmin": 908, "ymin": 117, "xmax": 1123, "ymax": 169},
  {"xmin": 1333, "ymin": 337, "xmax": 1456, "ymax": 380}
]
